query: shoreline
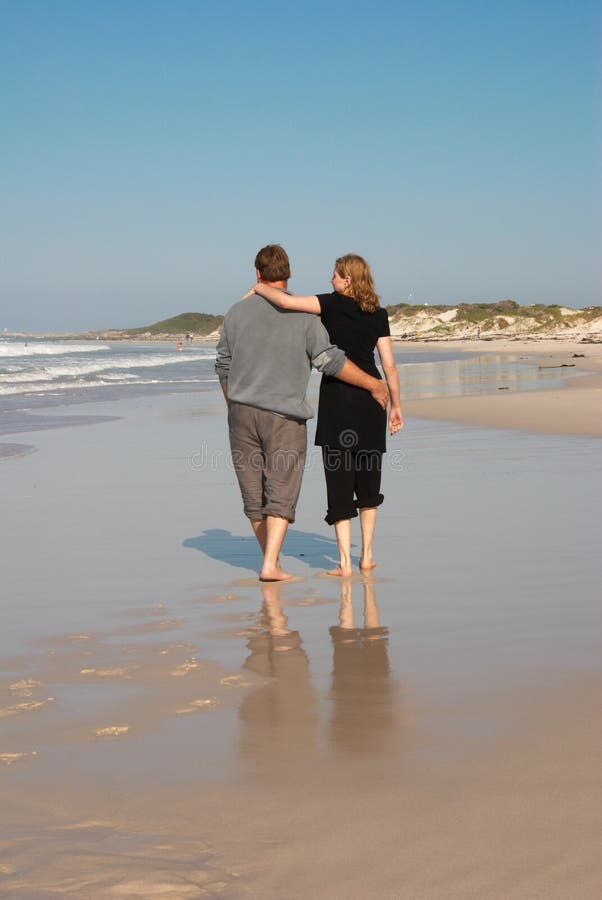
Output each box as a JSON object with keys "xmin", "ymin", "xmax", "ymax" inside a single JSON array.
[
  {"xmin": 2, "ymin": 337, "xmax": 601, "ymax": 445},
  {"xmin": 4, "ymin": 331, "xmax": 601, "ymax": 345},
  {"xmin": 401, "ymin": 339, "xmax": 602, "ymax": 438},
  {"xmin": 1, "ymin": 332, "xmax": 221, "ymax": 343}
]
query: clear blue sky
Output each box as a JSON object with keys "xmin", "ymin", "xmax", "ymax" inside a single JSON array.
[{"xmin": 1, "ymin": 0, "xmax": 600, "ymax": 331}]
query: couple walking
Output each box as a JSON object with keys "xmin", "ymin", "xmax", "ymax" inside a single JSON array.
[{"xmin": 215, "ymin": 244, "xmax": 403, "ymax": 581}]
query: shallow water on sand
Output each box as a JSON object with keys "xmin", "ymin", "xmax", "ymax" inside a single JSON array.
[
  {"xmin": 1, "ymin": 395, "xmax": 600, "ymax": 750},
  {"xmin": 1, "ymin": 392, "xmax": 600, "ymax": 898}
]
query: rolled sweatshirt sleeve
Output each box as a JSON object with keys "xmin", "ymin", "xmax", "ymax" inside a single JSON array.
[
  {"xmin": 214, "ymin": 318, "xmax": 231, "ymax": 384},
  {"xmin": 306, "ymin": 317, "xmax": 346, "ymax": 377}
]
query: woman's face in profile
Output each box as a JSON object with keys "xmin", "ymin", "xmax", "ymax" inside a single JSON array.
[{"xmin": 331, "ymin": 269, "xmax": 350, "ymax": 294}]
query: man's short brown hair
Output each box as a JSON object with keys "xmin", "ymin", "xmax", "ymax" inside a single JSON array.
[{"xmin": 254, "ymin": 244, "xmax": 291, "ymax": 282}]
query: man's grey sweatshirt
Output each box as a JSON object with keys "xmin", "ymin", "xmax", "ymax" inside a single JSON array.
[{"xmin": 215, "ymin": 295, "xmax": 347, "ymax": 420}]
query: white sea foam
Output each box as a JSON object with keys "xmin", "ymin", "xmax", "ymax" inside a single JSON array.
[
  {"xmin": 0, "ymin": 377, "xmax": 216, "ymax": 396},
  {"xmin": 0, "ymin": 351, "xmax": 215, "ymax": 386},
  {"xmin": 0, "ymin": 343, "xmax": 111, "ymax": 358},
  {"xmin": 101, "ymin": 372, "xmax": 141, "ymax": 381},
  {"xmin": 0, "ymin": 341, "xmax": 219, "ymax": 401}
]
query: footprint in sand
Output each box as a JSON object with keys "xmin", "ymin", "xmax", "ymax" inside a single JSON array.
[
  {"xmin": 170, "ymin": 658, "xmax": 200, "ymax": 677},
  {"xmin": 175, "ymin": 698, "xmax": 218, "ymax": 714},
  {"xmin": 94, "ymin": 725, "xmax": 130, "ymax": 739},
  {"xmin": 108, "ymin": 876, "xmax": 230, "ymax": 897},
  {"xmin": 0, "ymin": 751, "xmax": 38, "ymax": 766},
  {"xmin": 0, "ymin": 697, "xmax": 56, "ymax": 719},
  {"xmin": 158, "ymin": 642, "xmax": 199, "ymax": 656},
  {"xmin": 79, "ymin": 667, "xmax": 136, "ymax": 679},
  {"xmin": 9, "ymin": 679, "xmax": 43, "ymax": 697},
  {"xmin": 220, "ymin": 674, "xmax": 255, "ymax": 689}
]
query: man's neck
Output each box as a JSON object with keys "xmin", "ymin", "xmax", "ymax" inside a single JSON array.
[{"xmin": 261, "ymin": 280, "xmax": 288, "ymax": 289}]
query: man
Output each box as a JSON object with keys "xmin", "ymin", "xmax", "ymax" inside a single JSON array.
[{"xmin": 215, "ymin": 244, "xmax": 388, "ymax": 582}]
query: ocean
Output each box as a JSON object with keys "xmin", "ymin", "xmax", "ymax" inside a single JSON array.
[{"xmin": 0, "ymin": 338, "xmax": 218, "ymax": 412}]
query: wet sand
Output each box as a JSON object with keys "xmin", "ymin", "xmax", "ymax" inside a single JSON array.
[
  {"xmin": 404, "ymin": 340, "xmax": 602, "ymax": 437},
  {"xmin": 1, "ymin": 378, "xmax": 601, "ymax": 898}
]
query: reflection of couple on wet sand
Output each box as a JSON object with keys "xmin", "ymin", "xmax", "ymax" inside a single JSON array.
[
  {"xmin": 215, "ymin": 244, "xmax": 403, "ymax": 581},
  {"xmin": 239, "ymin": 579, "xmax": 397, "ymax": 771}
]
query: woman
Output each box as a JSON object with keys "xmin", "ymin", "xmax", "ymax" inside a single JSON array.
[{"xmin": 251, "ymin": 254, "xmax": 403, "ymax": 576}]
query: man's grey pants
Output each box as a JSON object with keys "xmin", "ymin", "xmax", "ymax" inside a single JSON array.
[{"xmin": 228, "ymin": 402, "xmax": 307, "ymax": 523}]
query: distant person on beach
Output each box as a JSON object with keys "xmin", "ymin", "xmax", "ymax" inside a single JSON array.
[
  {"xmin": 215, "ymin": 244, "xmax": 388, "ymax": 582},
  {"xmin": 250, "ymin": 254, "xmax": 403, "ymax": 576}
]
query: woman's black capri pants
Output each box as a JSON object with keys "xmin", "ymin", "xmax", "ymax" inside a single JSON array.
[{"xmin": 321, "ymin": 447, "xmax": 384, "ymax": 525}]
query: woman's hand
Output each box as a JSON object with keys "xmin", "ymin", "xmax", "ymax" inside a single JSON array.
[{"xmin": 389, "ymin": 405, "xmax": 404, "ymax": 435}]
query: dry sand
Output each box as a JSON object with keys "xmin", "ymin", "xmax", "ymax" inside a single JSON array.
[{"xmin": 1, "ymin": 361, "xmax": 601, "ymax": 898}]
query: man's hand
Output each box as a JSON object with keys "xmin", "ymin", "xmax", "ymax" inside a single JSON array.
[
  {"xmin": 335, "ymin": 361, "xmax": 389, "ymax": 406},
  {"xmin": 371, "ymin": 379, "xmax": 389, "ymax": 410}
]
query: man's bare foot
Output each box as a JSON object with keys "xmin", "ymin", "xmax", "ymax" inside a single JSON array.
[
  {"xmin": 325, "ymin": 566, "xmax": 353, "ymax": 577},
  {"xmin": 259, "ymin": 569, "xmax": 295, "ymax": 582},
  {"xmin": 359, "ymin": 560, "xmax": 377, "ymax": 571}
]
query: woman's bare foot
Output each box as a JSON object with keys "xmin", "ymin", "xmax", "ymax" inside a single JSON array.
[{"xmin": 325, "ymin": 566, "xmax": 353, "ymax": 577}]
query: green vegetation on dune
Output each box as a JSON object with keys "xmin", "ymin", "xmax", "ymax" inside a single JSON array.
[
  {"xmin": 579, "ymin": 306, "xmax": 602, "ymax": 322},
  {"xmin": 385, "ymin": 302, "xmax": 453, "ymax": 316},
  {"xmin": 125, "ymin": 312, "xmax": 223, "ymax": 336},
  {"xmin": 385, "ymin": 300, "xmax": 522, "ymax": 319},
  {"xmin": 386, "ymin": 300, "xmax": 601, "ymax": 324}
]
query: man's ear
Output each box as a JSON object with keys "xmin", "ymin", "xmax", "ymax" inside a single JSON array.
[{"xmin": 255, "ymin": 268, "xmax": 262, "ymax": 282}]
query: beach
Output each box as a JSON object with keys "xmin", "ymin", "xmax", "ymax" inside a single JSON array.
[
  {"xmin": 1, "ymin": 340, "xmax": 601, "ymax": 898},
  {"xmin": 403, "ymin": 340, "xmax": 602, "ymax": 437}
]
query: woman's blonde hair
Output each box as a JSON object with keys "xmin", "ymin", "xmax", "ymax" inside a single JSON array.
[{"xmin": 335, "ymin": 254, "xmax": 380, "ymax": 313}]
